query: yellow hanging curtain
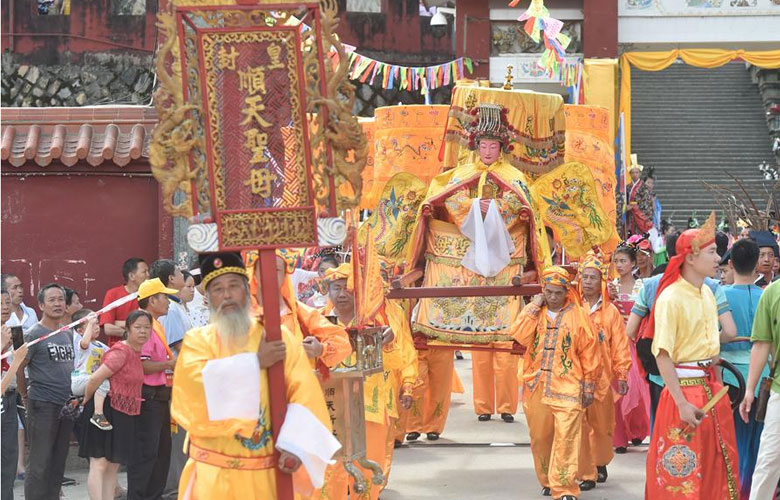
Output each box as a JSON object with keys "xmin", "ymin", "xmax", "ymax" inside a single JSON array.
[{"xmin": 619, "ymin": 49, "xmax": 780, "ymax": 170}]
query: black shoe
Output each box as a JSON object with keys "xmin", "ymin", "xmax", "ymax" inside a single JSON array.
[
  {"xmin": 62, "ymin": 477, "xmax": 76, "ymax": 486},
  {"xmin": 541, "ymin": 487, "xmax": 551, "ymax": 496},
  {"xmin": 596, "ymin": 465, "xmax": 608, "ymax": 483},
  {"xmin": 455, "ymin": 350, "xmax": 464, "ymax": 360},
  {"xmin": 478, "ymin": 414, "xmax": 491, "ymax": 421},
  {"xmin": 501, "ymin": 413, "xmax": 514, "ymax": 423},
  {"xmin": 614, "ymin": 446, "xmax": 627, "ymax": 454},
  {"xmin": 426, "ymin": 432, "xmax": 440, "ymax": 441},
  {"xmin": 394, "ymin": 439, "xmax": 402, "ymax": 449},
  {"xmin": 406, "ymin": 432, "xmax": 420, "ymax": 441},
  {"xmin": 579, "ymin": 480, "xmax": 596, "ymax": 491},
  {"xmin": 631, "ymin": 438, "xmax": 644, "ymax": 446}
]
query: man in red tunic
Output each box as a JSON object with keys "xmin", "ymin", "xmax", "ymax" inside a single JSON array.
[{"xmin": 100, "ymin": 258, "xmax": 149, "ymax": 346}]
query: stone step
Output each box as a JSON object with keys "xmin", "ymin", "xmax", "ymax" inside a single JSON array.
[{"xmin": 630, "ymin": 62, "xmax": 774, "ymax": 226}]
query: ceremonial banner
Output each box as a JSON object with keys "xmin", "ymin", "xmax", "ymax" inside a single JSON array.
[
  {"xmin": 563, "ymin": 104, "xmax": 621, "ymax": 252},
  {"xmin": 531, "ymin": 161, "xmax": 612, "ymax": 259},
  {"xmin": 363, "ymin": 105, "xmax": 447, "ymax": 209},
  {"xmin": 175, "ymin": 7, "xmax": 321, "ymax": 250},
  {"xmin": 357, "ymin": 117, "xmax": 376, "ymax": 210}
]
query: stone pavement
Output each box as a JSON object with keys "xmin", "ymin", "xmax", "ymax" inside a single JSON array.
[
  {"xmin": 382, "ymin": 352, "xmax": 648, "ymax": 500},
  {"xmin": 13, "ymin": 353, "xmax": 647, "ymax": 499}
]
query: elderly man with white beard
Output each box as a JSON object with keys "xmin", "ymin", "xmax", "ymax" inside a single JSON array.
[{"xmin": 170, "ymin": 252, "xmax": 340, "ymax": 500}]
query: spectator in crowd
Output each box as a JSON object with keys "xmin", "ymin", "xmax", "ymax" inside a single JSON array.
[
  {"xmin": 63, "ymin": 287, "xmax": 83, "ymax": 325},
  {"xmin": 149, "ymin": 259, "xmax": 187, "ymax": 351},
  {"xmin": 719, "ymin": 251, "xmax": 735, "ymax": 286},
  {"xmin": 651, "ymin": 231, "xmax": 681, "ymax": 276},
  {"xmin": 632, "ymin": 236, "xmax": 654, "ymax": 279},
  {"xmin": 178, "ymin": 270, "xmax": 196, "ymax": 322},
  {"xmin": 740, "ymin": 279, "xmax": 780, "ymax": 500},
  {"xmin": 773, "ymin": 254, "xmax": 779, "ymax": 282},
  {"xmin": 304, "ymin": 255, "xmax": 339, "ymax": 308},
  {"xmin": 2, "ymin": 274, "xmax": 38, "ymax": 333},
  {"xmin": 101, "ymin": 258, "xmax": 149, "ymax": 346},
  {"xmin": 1, "ymin": 298, "xmax": 28, "ymax": 395},
  {"xmin": 2, "ymin": 288, "xmax": 28, "ymax": 500},
  {"xmin": 79, "ymin": 310, "xmax": 149, "ymax": 500},
  {"xmin": 129, "ymin": 278, "xmax": 177, "ymax": 500},
  {"xmin": 317, "ymin": 255, "xmax": 339, "ymax": 277},
  {"xmin": 626, "ymin": 234, "xmax": 736, "ymax": 433},
  {"xmin": 720, "ymin": 239, "xmax": 766, "ymax": 498},
  {"xmin": 185, "ymin": 270, "xmax": 209, "ymax": 329},
  {"xmin": 162, "ymin": 268, "xmax": 193, "ymax": 500},
  {"xmin": 18, "ymin": 284, "xmax": 75, "ymax": 500},
  {"xmin": 70, "ymin": 309, "xmax": 111, "ymax": 431},
  {"xmin": 750, "ymin": 230, "xmax": 779, "ymax": 287},
  {"xmin": 148, "ymin": 262, "xmax": 189, "ymax": 499}
]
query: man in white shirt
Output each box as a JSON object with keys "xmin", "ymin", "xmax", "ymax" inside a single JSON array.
[{"xmin": 2, "ymin": 274, "xmax": 38, "ymax": 333}]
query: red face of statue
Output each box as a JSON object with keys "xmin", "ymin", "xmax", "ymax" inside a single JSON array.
[{"xmin": 478, "ymin": 139, "xmax": 501, "ymax": 166}]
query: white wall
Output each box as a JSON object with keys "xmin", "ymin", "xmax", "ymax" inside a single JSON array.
[{"xmin": 618, "ymin": 0, "xmax": 780, "ymax": 46}]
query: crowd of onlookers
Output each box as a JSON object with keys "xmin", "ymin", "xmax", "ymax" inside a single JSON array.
[
  {"xmin": 1, "ymin": 257, "xmax": 209, "ymax": 500},
  {"xmin": 1, "ymin": 228, "xmax": 779, "ymax": 500}
]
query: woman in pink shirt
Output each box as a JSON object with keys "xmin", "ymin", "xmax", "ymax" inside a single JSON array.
[{"xmin": 79, "ymin": 310, "xmax": 150, "ymax": 500}]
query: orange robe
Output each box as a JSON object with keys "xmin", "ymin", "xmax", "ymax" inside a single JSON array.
[
  {"xmin": 471, "ymin": 341, "xmax": 519, "ymax": 416},
  {"xmin": 277, "ymin": 286, "xmax": 352, "ymax": 500},
  {"xmin": 317, "ymin": 301, "xmax": 417, "ymax": 500},
  {"xmin": 510, "ymin": 301, "xmax": 600, "ymax": 499},
  {"xmin": 406, "ymin": 348, "xmax": 454, "ymax": 435},
  {"xmin": 281, "ymin": 299, "xmax": 353, "ymax": 370},
  {"xmin": 378, "ymin": 300, "xmax": 418, "ymax": 491},
  {"xmin": 578, "ymin": 300, "xmax": 631, "ymax": 482}
]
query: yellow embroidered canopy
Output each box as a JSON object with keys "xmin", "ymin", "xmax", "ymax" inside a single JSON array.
[{"xmin": 441, "ymin": 82, "xmax": 567, "ymax": 175}]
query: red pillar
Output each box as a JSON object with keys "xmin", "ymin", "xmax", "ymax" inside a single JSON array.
[
  {"xmin": 583, "ymin": 0, "xmax": 618, "ymax": 58},
  {"xmin": 456, "ymin": 0, "xmax": 490, "ymax": 80}
]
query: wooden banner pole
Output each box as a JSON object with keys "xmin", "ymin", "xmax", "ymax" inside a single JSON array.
[{"xmin": 257, "ymin": 248, "xmax": 294, "ymax": 500}]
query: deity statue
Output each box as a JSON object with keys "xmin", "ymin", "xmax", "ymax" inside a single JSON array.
[{"xmin": 405, "ymin": 103, "xmax": 551, "ymax": 346}]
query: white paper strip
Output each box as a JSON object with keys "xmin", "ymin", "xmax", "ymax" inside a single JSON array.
[
  {"xmin": 202, "ymin": 353, "xmax": 261, "ymax": 421},
  {"xmin": 276, "ymin": 403, "xmax": 342, "ymax": 489}
]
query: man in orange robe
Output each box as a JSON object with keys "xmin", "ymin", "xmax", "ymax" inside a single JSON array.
[
  {"xmin": 171, "ymin": 252, "xmax": 339, "ymax": 500},
  {"xmin": 575, "ymin": 252, "xmax": 631, "ymax": 491},
  {"xmin": 510, "ymin": 267, "xmax": 600, "ymax": 500},
  {"xmin": 245, "ymin": 251, "xmax": 353, "ymax": 373},
  {"xmin": 319, "ymin": 264, "xmax": 417, "ymax": 500}
]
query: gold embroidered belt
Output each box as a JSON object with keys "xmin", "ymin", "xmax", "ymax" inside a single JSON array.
[
  {"xmin": 189, "ymin": 442, "xmax": 275, "ymax": 470},
  {"xmin": 678, "ymin": 377, "xmax": 708, "ymax": 387}
]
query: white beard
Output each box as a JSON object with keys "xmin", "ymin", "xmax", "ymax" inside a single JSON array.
[{"xmin": 210, "ymin": 298, "xmax": 252, "ymax": 349}]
